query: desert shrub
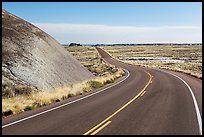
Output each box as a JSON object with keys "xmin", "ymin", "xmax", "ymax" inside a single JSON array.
[
  {"xmin": 55, "ymin": 99, "xmax": 60, "ymax": 102},
  {"xmin": 2, "ymin": 83, "xmax": 15, "ymax": 97},
  {"xmin": 32, "ymin": 102, "xmax": 41, "ymax": 108},
  {"xmin": 68, "ymin": 93, "xmax": 75, "ymax": 98},
  {"xmin": 88, "ymin": 80, "xmax": 103, "ymax": 89},
  {"xmin": 82, "ymin": 86, "xmax": 92, "ymax": 93},
  {"xmin": 107, "ymin": 66, "xmax": 116, "ymax": 73},
  {"xmin": 122, "ymin": 73, "xmax": 126, "ymax": 76},
  {"xmin": 12, "ymin": 105, "xmax": 25, "ymax": 114},
  {"xmin": 14, "ymin": 105, "xmax": 21, "ymax": 110},
  {"xmin": 111, "ymin": 68, "xmax": 118, "ymax": 73},
  {"xmin": 51, "ymin": 98, "xmax": 60, "ymax": 102},
  {"xmin": 24, "ymin": 105, "xmax": 35, "ymax": 111},
  {"xmin": 105, "ymin": 79, "xmax": 114, "ymax": 84},
  {"xmin": 61, "ymin": 95, "xmax": 68, "ymax": 100},
  {"xmin": 15, "ymin": 85, "xmax": 32, "ymax": 95},
  {"xmin": 2, "ymin": 109, "xmax": 13, "ymax": 117}
]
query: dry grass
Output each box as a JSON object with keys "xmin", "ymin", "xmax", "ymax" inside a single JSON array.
[
  {"xmin": 2, "ymin": 86, "xmax": 71, "ymax": 114},
  {"xmin": 2, "ymin": 70, "xmax": 125, "ymax": 115}
]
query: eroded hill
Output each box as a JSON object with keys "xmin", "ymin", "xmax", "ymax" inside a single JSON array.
[{"xmin": 2, "ymin": 9, "xmax": 95, "ymax": 96}]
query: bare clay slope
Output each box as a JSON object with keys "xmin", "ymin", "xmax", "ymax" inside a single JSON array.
[{"xmin": 2, "ymin": 9, "xmax": 94, "ymax": 93}]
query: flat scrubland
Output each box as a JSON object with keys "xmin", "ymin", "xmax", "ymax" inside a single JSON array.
[
  {"xmin": 101, "ymin": 45, "xmax": 202, "ymax": 79},
  {"xmin": 2, "ymin": 46, "xmax": 125, "ymax": 117},
  {"xmin": 65, "ymin": 46, "xmax": 122, "ymax": 76}
]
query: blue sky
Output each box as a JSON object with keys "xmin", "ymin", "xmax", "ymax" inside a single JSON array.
[{"xmin": 2, "ymin": 2, "xmax": 202, "ymax": 44}]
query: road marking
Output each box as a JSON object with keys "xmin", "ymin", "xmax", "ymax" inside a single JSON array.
[
  {"xmin": 84, "ymin": 71, "xmax": 152, "ymax": 135},
  {"xmin": 2, "ymin": 69, "xmax": 130, "ymax": 129},
  {"xmin": 140, "ymin": 91, "xmax": 146, "ymax": 96},
  {"xmin": 154, "ymin": 68, "xmax": 202, "ymax": 135},
  {"xmin": 88, "ymin": 121, "xmax": 111, "ymax": 135}
]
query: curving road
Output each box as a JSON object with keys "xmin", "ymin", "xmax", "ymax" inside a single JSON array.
[{"xmin": 2, "ymin": 47, "xmax": 202, "ymax": 135}]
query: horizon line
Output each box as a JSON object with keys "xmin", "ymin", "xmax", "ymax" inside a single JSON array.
[{"xmin": 62, "ymin": 43, "xmax": 202, "ymax": 45}]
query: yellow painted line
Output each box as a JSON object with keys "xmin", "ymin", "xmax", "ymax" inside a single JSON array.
[
  {"xmin": 90, "ymin": 121, "xmax": 112, "ymax": 135},
  {"xmin": 84, "ymin": 71, "xmax": 152, "ymax": 135},
  {"xmin": 140, "ymin": 91, "xmax": 146, "ymax": 96},
  {"xmin": 83, "ymin": 123, "xmax": 101, "ymax": 135}
]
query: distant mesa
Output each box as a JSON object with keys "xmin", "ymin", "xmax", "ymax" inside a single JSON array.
[
  {"xmin": 62, "ymin": 43, "xmax": 83, "ymax": 46},
  {"xmin": 2, "ymin": 9, "xmax": 94, "ymax": 95},
  {"xmin": 69, "ymin": 43, "xmax": 82, "ymax": 46}
]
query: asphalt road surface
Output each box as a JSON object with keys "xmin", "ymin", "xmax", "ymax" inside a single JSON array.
[{"xmin": 2, "ymin": 47, "xmax": 202, "ymax": 135}]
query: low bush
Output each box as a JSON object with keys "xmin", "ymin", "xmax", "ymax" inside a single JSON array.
[
  {"xmin": 24, "ymin": 105, "xmax": 35, "ymax": 111},
  {"xmin": 13, "ymin": 105, "xmax": 23, "ymax": 113},
  {"xmin": 68, "ymin": 93, "xmax": 75, "ymax": 98},
  {"xmin": 2, "ymin": 83, "xmax": 15, "ymax": 97},
  {"xmin": 88, "ymin": 80, "xmax": 103, "ymax": 89},
  {"xmin": 2, "ymin": 109, "xmax": 13, "ymax": 117},
  {"xmin": 51, "ymin": 98, "xmax": 60, "ymax": 102},
  {"xmin": 15, "ymin": 85, "xmax": 32, "ymax": 95},
  {"xmin": 104, "ymin": 79, "xmax": 114, "ymax": 84},
  {"xmin": 121, "ymin": 72, "xmax": 126, "ymax": 76}
]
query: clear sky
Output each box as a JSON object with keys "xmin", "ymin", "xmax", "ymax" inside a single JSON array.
[{"xmin": 2, "ymin": 2, "xmax": 202, "ymax": 44}]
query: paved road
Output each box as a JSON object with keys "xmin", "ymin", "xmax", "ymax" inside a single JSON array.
[{"xmin": 2, "ymin": 47, "xmax": 202, "ymax": 135}]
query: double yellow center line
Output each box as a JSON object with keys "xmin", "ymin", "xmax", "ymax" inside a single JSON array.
[{"xmin": 84, "ymin": 70, "xmax": 153, "ymax": 135}]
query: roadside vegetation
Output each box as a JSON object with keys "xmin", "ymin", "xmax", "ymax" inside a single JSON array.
[
  {"xmin": 2, "ymin": 46, "xmax": 125, "ymax": 117},
  {"xmin": 101, "ymin": 45, "xmax": 202, "ymax": 79}
]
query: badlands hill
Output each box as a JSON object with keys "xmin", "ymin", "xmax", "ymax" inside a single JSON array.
[{"xmin": 2, "ymin": 9, "xmax": 94, "ymax": 95}]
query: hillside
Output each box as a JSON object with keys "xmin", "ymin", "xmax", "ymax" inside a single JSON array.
[{"xmin": 2, "ymin": 9, "xmax": 95, "ymax": 96}]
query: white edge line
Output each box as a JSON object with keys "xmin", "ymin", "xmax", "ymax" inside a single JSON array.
[
  {"xmin": 2, "ymin": 67, "xmax": 130, "ymax": 129},
  {"xmin": 153, "ymin": 68, "xmax": 202, "ymax": 135}
]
